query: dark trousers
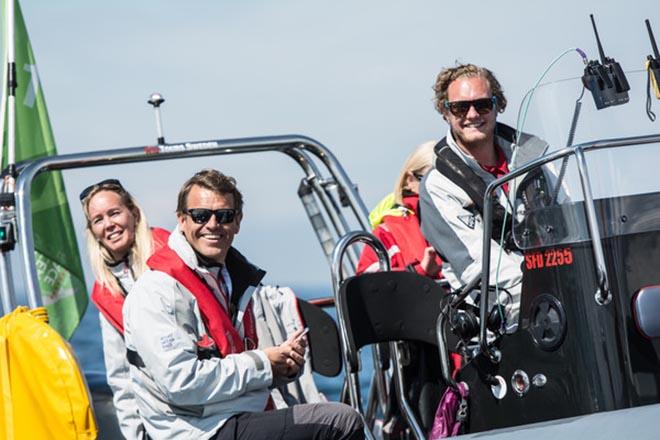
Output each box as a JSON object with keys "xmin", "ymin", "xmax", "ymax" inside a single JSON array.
[{"xmin": 213, "ymin": 402, "xmax": 365, "ymax": 440}]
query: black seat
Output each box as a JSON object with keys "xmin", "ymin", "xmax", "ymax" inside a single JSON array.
[
  {"xmin": 298, "ymin": 299, "xmax": 342, "ymax": 377},
  {"xmin": 336, "ymin": 270, "xmax": 447, "ymax": 439}
]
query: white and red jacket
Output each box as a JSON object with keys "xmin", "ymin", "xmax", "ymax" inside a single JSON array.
[
  {"xmin": 419, "ymin": 125, "xmax": 548, "ymax": 327},
  {"xmin": 91, "ymin": 227, "xmax": 170, "ymax": 334},
  {"xmin": 357, "ymin": 194, "xmax": 443, "ymax": 279},
  {"xmin": 91, "ymin": 227, "xmax": 169, "ymax": 440},
  {"xmin": 123, "ymin": 226, "xmax": 273, "ymax": 440},
  {"xmin": 146, "ymin": 242, "xmax": 260, "ymax": 357}
]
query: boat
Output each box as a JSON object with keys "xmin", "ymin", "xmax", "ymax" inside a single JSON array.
[{"xmin": 2, "ymin": 2, "xmax": 660, "ymax": 439}]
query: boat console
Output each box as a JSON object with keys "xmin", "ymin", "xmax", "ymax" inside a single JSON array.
[{"xmin": 442, "ymin": 71, "xmax": 660, "ymax": 433}]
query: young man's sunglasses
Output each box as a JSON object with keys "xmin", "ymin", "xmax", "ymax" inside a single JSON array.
[
  {"xmin": 185, "ymin": 208, "xmax": 237, "ymax": 225},
  {"xmin": 443, "ymin": 96, "xmax": 497, "ymax": 118},
  {"xmin": 79, "ymin": 178, "xmax": 124, "ymax": 201}
]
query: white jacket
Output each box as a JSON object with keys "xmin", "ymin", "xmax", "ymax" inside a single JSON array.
[
  {"xmin": 123, "ymin": 227, "xmax": 273, "ymax": 440},
  {"xmin": 252, "ymin": 285, "xmax": 326, "ymax": 407},
  {"xmin": 419, "ymin": 126, "xmax": 548, "ymax": 325},
  {"xmin": 99, "ymin": 314, "xmax": 145, "ymax": 439}
]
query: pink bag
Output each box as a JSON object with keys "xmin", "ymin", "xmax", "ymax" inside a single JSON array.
[{"xmin": 428, "ymin": 381, "xmax": 469, "ymax": 439}]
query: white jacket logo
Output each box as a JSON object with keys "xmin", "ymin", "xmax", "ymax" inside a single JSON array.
[{"xmin": 457, "ymin": 214, "xmax": 476, "ymax": 229}]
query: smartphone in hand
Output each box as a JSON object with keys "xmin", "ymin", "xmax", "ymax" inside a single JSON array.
[{"xmin": 298, "ymin": 327, "xmax": 310, "ymax": 339}]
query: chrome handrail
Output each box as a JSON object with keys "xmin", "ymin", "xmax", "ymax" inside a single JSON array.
[
  {"xmin": 13, "ymin": 134, "xmax": 370, "ymax": 308},
  {"xmin": 331, "ymin": 231, "xmax": 390, "ymax": 413},
  {"xmin": 331, "ymin": 231, "xmax": 388, "ymax": 440},
  {"xmin": 286, "ymin": 147, "xmax": 360, "ymax": 267},
  {"xmin": 332, "ymin": 231, "xmax": 429, "ymax": 440},
  {"xmin": 574, "ymin": 147, "xmax": 610, "ymax": 305}
]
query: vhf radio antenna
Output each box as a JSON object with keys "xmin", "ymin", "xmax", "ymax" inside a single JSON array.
[
  {"xmin": 591, "ymin": 14, "xmax": 607, "ymax": 64},
  {"xmin": 647, "ymin": 19, "xmax": 660, "ymax": 60},
  {"xmin": 148, "ymin": 92, "xmax": 166, "ymax": 145},
  {"xmin": 581, "ymin": 14, "xmax": 630, "ymax": 109}
]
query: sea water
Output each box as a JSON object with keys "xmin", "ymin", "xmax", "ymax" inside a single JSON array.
[{"xmin": 70, "ymin": 285, "xmax": 373, "ymax": 403}]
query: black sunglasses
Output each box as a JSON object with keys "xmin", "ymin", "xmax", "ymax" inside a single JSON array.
[
  {"xmin": 443, "ymin": 96, "xmax": 497, "ymax": 118},
  {"xmin": 185, "ymin": 208, "xmax": 237, "ymax": 225},
  {"xmin": 79, "ymin": 179, "xmax": 123, "ymax": 201}
]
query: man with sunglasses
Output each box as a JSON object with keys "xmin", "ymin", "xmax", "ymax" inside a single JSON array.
[
  {"xmin": 122, "ymin": 169, "xmax": 364, "ymax": 440},
  {"xmin": 419, "ymin": 64, "xmax": 548, "ymax": 330}
]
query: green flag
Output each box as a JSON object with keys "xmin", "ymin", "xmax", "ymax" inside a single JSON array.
[{"xmin": 2, "ymin": 0, "xmax": 87, "ymax": 338}]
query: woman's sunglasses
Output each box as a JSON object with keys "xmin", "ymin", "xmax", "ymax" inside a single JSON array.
[
  {"xmin": 443, "ymin": 96, "xmax": 497, "ymax": 118},
  {"xmin": 79, "ymin": 179, "xmax": 124, "ymax": 201},
  {"xmin": 185, "ymin": 208, "xmax": 237, "ymax": 225}
]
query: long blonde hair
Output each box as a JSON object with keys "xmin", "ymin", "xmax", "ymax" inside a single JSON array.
[
  {"xmin": 393, "ymin": 141, "xmax": 437, "ymax": 205},
  {"xmin": 82, "ymin": 182, "xmax": 153, "ymax": 296}
]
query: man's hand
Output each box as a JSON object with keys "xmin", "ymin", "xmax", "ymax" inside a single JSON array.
[
  {"xmin": 263, "ymin": 327, "xmax": 308, "ymax": 379},
  {"xmin": 420, "ymin": 246, "xmax": 442, "ymax": 278}
]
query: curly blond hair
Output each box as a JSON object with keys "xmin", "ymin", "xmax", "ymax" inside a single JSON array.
[{"xmin": 432, "ymin": 63, "xmax": 507, "ymax": 115}]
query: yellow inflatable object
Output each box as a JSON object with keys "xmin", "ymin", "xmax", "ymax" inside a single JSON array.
[
  {"xmin": 0, "ymin": 306, "xmax": 97, "ymax": 439},
  {"xmin": 648, "ymin": 60, "xmax": 660, "ymax": 99}
]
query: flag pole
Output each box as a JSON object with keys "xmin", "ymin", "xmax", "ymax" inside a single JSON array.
[
  {"xmin": 7, "ymin": 0, "xmax": 89, "ymax": 334},
  {"xmin": 5, "ymin": 0, "xmax": 17, "ymax": 188},
  {"xmin": 0, "ymin": 3, "xmax": 8, "ymax": 172},
  {"xmin": 0, "ymin": 0, "xmax": 17, "ymax": 315}
]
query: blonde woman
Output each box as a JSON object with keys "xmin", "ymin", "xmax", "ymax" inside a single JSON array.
[
  {"xmin": 80, "ymin": 179, "xmax": 169, "ymax": 440},
  {"xmin": 357, "ymin": 141, "xmax": 443, "ymax": 279}
]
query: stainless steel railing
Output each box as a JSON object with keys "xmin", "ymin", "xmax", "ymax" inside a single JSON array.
[{"xmin": 7, "ymin": 134, "xmax": 370, "ymax": 309}]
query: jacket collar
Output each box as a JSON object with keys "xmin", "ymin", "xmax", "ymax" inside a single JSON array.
[
  {"xmin": 444, "ymin": 122, "xmax": 548, "ymax": 173},
  {"xmin": 400, "ymin": 193, "xmax": 419, "ymax": 212},
  {"xmin": 168, "ymin": 225, "xmax": 266, "ymax": 294},
  {"xmin": 168, "ymin": 225, "xmax": 203, "ymax": 270},
  {"xmin": 444, "ymin": 126, "xmax": 515, "ymax": 185}
]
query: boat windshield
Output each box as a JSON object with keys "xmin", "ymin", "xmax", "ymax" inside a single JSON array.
[{"xmin": 510, "ymin": 71, "xmax": 660, "ymax": 250}]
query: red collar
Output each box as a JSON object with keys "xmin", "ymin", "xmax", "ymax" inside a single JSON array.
[
  {"xmin": 479, "ymin": 146, "xmax": 509, "ymax": 178},
  {"xmin": 401, "ymin": 194, "xmax": 420, "ymax": 211},
  {"xmin": 480, "ymin": 146, "xmax": 509, "ymax": 193}
]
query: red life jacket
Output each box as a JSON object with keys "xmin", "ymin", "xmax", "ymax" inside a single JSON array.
[
  {"xmin": 146, "ymin": 245, "xmax": 259, "ymax": 357},
  {"xmin": 91, "ymin": 227, "xmax": 170, "ymax": 334},
  {"xmin": 384, "ymin": 195, "xmax": 442, "ymax": 270},
  {"xmin": 358, "ymin": 194, "xmax": 443, "ymax": 278}
]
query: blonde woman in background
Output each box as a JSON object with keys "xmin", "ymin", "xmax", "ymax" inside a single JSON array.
[
  {"xmin": 357, "ymin": 141, "xmax": 443, "ymax": 279},
  {"xmin": 80, "ymin": 178, "xmax": 169, "ymax": 439}
]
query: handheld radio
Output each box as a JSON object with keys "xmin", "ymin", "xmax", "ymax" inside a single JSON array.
[
  {"xmin": 581, "ymin": 14, "xmax": 630, "ymax": 109},
  {"xmin": 645, "ymin": 19, "xmax": 660, "ymax": 100}
]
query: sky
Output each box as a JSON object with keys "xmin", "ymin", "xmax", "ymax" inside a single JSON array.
[{"xmin": 13, "ymin": 0, "xmax": 660, "ymax": 293}]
